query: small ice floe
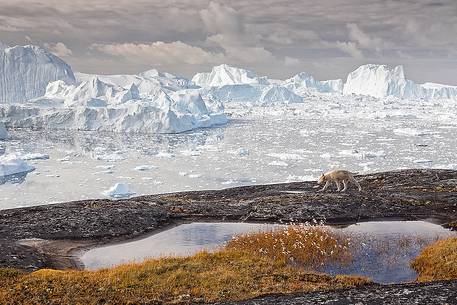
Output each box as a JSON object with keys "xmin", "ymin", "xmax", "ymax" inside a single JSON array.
[
  {"xmin": 96, "ymin": 165, "xmax": 115, "ymax": 170},
  {"xmin": 92, "ymin": 148, "xmax": 126, "ymax": 162},
  {"xmin": 103, "ymin": 183, "xmax": 136, "ymax": 199},
  {"xmin": 266, "ymin": 153, "xmax": 303, "ymax": 160},
  {"xmin": 393, "ymin": 128, "xmax": 435, "ymax": 137},
  {"xmin": 92, "ymin": 170, "xmax": 114, "ymax": 175},
  {"xmin": 180, "ymin": 150, "xmax": 201, "ymax": 157},
  {"xmin": 237, "ymin": 148, "xmax": 249, "ymax": 156},
  {"xmin": 19, "ymin": 153, "xmax": 50, "ymax": 161},
  {"xmin": 0, "ymin": 154, "xmax": 35, "ymax": 184},
  {"xmin": 0, "ymin": 122, "xmax": 8, "ymax": 140},
  {"xmin": 179, "ymin": 171, "xmax": 188, "ymax": 176},
  {"xmin": 362, "ymin": 150, "xmax": 386, "ymax": 159},
  {"xmin": 57, "ymin": 156, "xmax": 71, "ymax": 162},
  {"xmin": 284, "ymin": 175, "xmax": 315, "ymax": 183},
  {"xmin": 413, "ymin": 159, "xmax": 433, "ymax": 164},
  {"xmin": 268, "ymin": 161, "xmax": 289, "ymax": 167},
  {"xmin": 155, "ymin": 152, "xmax": 175, "ymax": 159},
  {"xmin": 188, "ymin": 174, "xmax": 202, "ymax": 178},
  {"xmin": 134, "ymin": 165, "xmax": 157, "ymax": 171}
]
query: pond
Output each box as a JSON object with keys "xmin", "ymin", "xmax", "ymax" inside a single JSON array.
[{"xmin": 79, "ymin": 220, "xmax": 455, "ymax": 284}]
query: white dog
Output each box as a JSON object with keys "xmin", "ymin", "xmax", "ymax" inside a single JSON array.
[{"xmin": 317, "ymin": 170, "xmax": 362, "ymax": 192}]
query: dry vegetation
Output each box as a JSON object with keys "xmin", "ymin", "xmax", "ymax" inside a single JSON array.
[
  {"xmin": 225, "ymin": 224, "xmax": 353, "ymax": 268},
  {"xmin": 411, "ymin": 237, "xmax": 457, "ymax": 282},
  {"xmin": 0, "ymin": 226, "xmax": 370, "ymax": 304}
]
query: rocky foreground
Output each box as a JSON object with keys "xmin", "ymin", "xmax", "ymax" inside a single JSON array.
[{"xmin": 1, "ymin": 169, "xmax": 457, "ymax": 303}]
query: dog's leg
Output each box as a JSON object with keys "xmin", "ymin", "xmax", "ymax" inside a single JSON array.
[
  {"xmin": 335, "ymin": 180, "xmax": 341, "ymax": 192},
  {"xmin": 342, "ymin": 180, "xmax": 348, "ymax": 192},
  {"xmin": 319, "ymin": 181, "xmax": 330, "ymax": 192},
  {"xmin": 350, "ymin": 177, "xmax": 362, "ymax": 191}
]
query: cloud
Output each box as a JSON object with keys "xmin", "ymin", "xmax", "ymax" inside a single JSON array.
[
  {"xmin": 335, "ymin": 41, "xmax": 364, "ymax": 59},
  {"xmin": 44, "ymin": 42, "xmax": 73, "ymax": 57},
  {"xmin": 1, "ymin": 0, "xmax": 457, "ymax": 83},
  {"xmin": 347, "ymin": 23, "xmax": 384, "ymax": 53},
  {"xmin": 92, "ymin": 41, "xmax": 224, "ymax": 65},
  {"xmin": 200, "ymin": 2, "xmax": 244, "ymax": 35}
]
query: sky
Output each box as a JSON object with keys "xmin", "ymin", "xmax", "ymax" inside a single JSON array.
[{"xmin": 1, "ymin": 0, "xmax": 456, "ymax": 84}]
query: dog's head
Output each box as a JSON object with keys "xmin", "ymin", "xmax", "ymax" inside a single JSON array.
[{"xmin": 317, "ymin": 173, "xmax": 326, "ymax": 184}]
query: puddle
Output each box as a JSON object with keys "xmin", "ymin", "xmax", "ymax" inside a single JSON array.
[{"xmin": 79, "ymin": 221, "xmax": 455, "ymax": 284}]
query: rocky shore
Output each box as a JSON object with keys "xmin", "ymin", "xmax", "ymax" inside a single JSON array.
[{"xmin": 1, "ymin": 168, "xmax": 456, "ymax": 303}]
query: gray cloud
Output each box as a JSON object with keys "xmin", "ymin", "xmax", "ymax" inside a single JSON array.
[{"xmin": 0, "ymin": 0, "xmax": 456, "ymax": 84}]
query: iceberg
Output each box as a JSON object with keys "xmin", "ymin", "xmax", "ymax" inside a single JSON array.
[
  {"xmin": 259, "ymin": 85, "xmax": 303, "ymax": 104},
  {"xmin": 76, "ymin": 68, "xmax": 197, "ymax": 96},
  {"xmin": 0, "ymin": 45, "xmax": 75, "ymax": 104},
  {"xmin": 284, "ymin": 72, "xmax": 343, "ymax": 94},
  {"xmin": 343, "ymin": 64, "xmax": 457, "ymax": 100},
  {"xmin": 192, "ymin": 64, "xmax": 269, "ymax": 87},
  {"xmin": 103, "ymin": 183, "xmax": 136, "ymax": 199},
  {"xmin": 0, "ymin": 45, "xmax": 227, "ymax": 134}
]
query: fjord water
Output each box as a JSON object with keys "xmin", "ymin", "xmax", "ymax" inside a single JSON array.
[
  {"xmin": 80, "ymin": 221, "xmax": 455, "ymax": 284},
  {"xmin": 1, "ymin": 101, "xmax": 457, "ymax": 209}
]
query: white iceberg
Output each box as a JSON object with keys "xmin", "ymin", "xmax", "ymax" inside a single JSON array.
[
  {"xmin": 343, "ymin": 64, "xmax": 457, "ymax": 100},
  {"xmin": 0, "ymin": 45, "xmax": 75, "ymax": 104},
  {"xmin": 192, "ymin": 64, "xmax": 269, "ymax": 87},
  {"xmin": 103, "ymin": 183, "xmax": 136, "ymax": 198},
  {"xmin": 284, "ymin": 72, "xmax": 343, "ymax": 94}
]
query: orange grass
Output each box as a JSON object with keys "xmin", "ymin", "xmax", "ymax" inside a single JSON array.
[
  {"xmin": 225, "ymin": 225, "xmax": 352, "ymax": 268},
  {"xmin": 0, "ymin": 249, "xmax": 369, "ymax": 304},
  {"xmin": 411, "ymin": 237, "xmax": 457, "ymax": 282}
]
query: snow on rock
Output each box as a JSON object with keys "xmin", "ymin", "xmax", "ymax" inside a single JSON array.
[
  {"xmin": 103, "ymin": 183, "xmax": 136, "ymax": 199},
  {"xmin": 0, "ymin": 45, "xmax": 75, "ymax": 104},
  {"xmin": 343, "ymin": 64, "xmax": 457, "ymax": 100},
  {"xmin": 0, "ymin": 122, "xmax": 8, "ymax": 139},
  {"xmin": 0, "ymin": 154, "xmax": 35, "ymax": 177},
  {"xmin": 192, "ymin": 64, "xmax": 269, "ymax": 87},
  {"xmin": 284, "ymin": 72, "xmax": 343, "ymax": 94}
]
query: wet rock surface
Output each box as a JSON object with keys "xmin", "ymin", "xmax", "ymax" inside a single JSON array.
[
  {"xmin": 1, "ymin": 169, "xmax": 456, "ymax": 303},
  {"xmin": 215, "ymin": 281, "xmax": 457, "ymax": 305}
]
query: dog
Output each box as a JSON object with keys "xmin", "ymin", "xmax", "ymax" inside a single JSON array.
[{"xmin": 317, "ymin": 170, "xmax": 362, "ymax": 192}]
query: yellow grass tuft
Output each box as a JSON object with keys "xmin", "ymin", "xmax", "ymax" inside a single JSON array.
[
  {"xmin": 225, "ymin": 225, "xmax": 352, "ymax": 268},
  {"xmin": 411, "ymin": 237, "xmax": 457, "ymax": 282}
]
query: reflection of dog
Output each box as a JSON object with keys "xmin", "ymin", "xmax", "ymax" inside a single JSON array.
[{"xmin": 317, "ymin": 170, "xmax": 362, "ymax": 192}]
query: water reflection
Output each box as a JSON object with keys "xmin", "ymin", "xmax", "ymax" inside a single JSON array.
[{"xmin": 80, "ymin": 220, "xmax": 455, "ymax": 284}]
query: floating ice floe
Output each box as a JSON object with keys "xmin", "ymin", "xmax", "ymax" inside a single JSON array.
[
  {"xmin": 266, "ymin": 153, "xmax": 303, "ymax": 160},
  {"xmin": 18, "ymin": 153, "xmax": 50, "ymax": 160},
  {"xmin": 393, "ymin": 128, "xmax": 435, "ymax": 137},
  {"xmin": 268, "ymin": 161, "xmax": 289, "ymax": 167},
  {"xmin": 134, "ymin": 165, "xmax": 157, "ymax": 171},
  {"xmin": 237, "ymin": 147, "xmax": 249, "ymax": 156},
  {"xmin": 0, "ymin": 154, "xmax": 35, "ymax": 183},
  {"xmin": 103, "ymin": 183, "xmax": 136, "ymax": 199}
]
